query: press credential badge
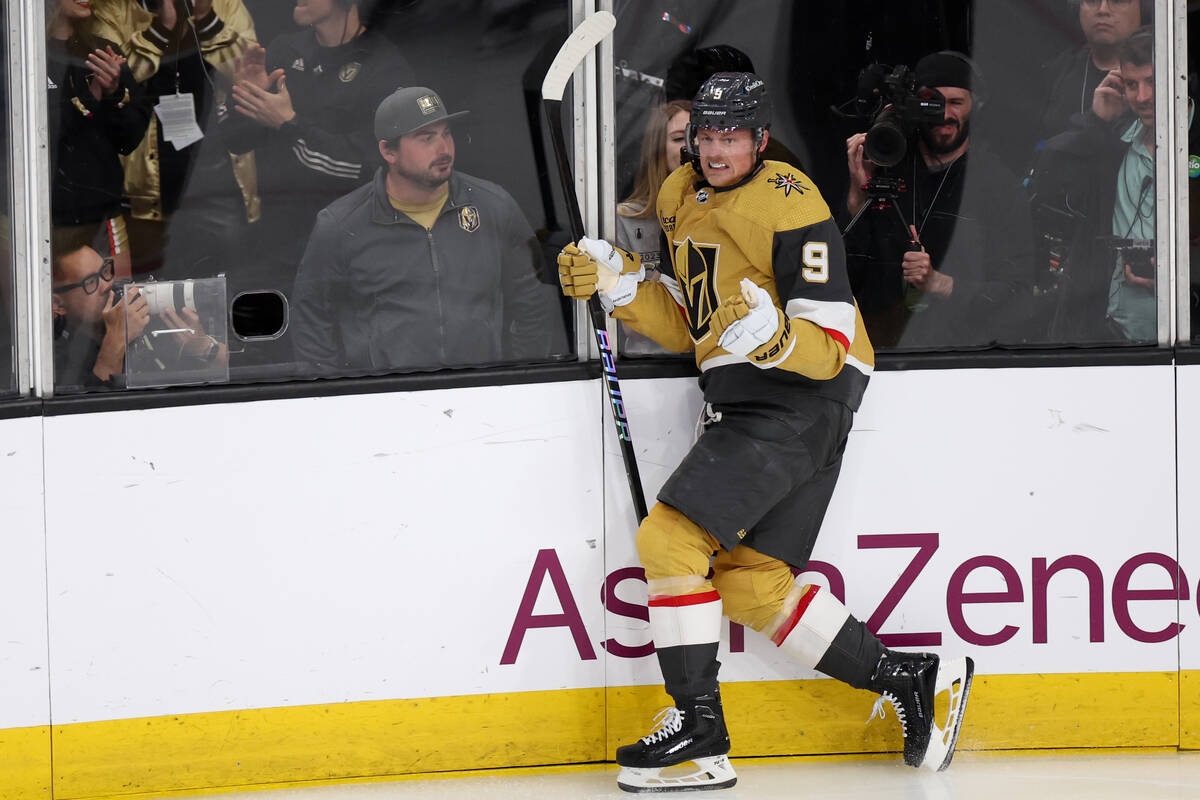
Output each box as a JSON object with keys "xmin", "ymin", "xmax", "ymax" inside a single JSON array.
[{"xmin": 155, "ymin": 92, "xmax": 205, "ymax": 149}]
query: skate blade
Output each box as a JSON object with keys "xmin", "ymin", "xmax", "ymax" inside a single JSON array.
[
  {"xmin": 617, "ymin": 755, "xmax": 737, "ymax": 793},
  {"xmin": 922, "ymin": 656, "xmax": 974, "ymax": 772}
]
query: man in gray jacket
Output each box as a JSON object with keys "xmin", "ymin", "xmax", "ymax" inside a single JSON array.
[{"xmin": 291, "ymin": 86, "xmax": 568, "ymax": 374}]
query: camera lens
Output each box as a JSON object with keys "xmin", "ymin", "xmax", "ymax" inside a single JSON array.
[{"xmin": 865, "ymin": 113, "xmax": 908, "ymax": 168}]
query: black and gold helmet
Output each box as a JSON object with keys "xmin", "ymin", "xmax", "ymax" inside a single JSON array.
[{"xmin": 686, "ymin": 72, "xmax": 771, "ymax": 169}]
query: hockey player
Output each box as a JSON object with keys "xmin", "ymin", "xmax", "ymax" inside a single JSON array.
[{"xmin": 557, "ymin": 72, "xmax": 973, "ymax": 792}]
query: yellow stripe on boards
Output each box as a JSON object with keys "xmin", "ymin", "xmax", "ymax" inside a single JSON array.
[
  {"xmin": 51, "ymin": 690, "xmax": 605, "ymax": 800},
  {"xmin": 0, "ymin": 725, "xmax": 51, "ymax": 800},
  {"xmin": 33, "ymin": 672, "xmax": 1184, "ymax": 799},
  {"xmin": 959, "ymin": 672, "xmax": 1177, "ymax": 750},
  {"xmin": 1181, "ymin": 670, "xmax": 1200, "ymax": 748},
  {"xmin": 609, "ymin": 672, "xmax": 1179, "ymax": 759}
]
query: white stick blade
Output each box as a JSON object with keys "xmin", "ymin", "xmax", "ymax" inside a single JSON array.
[{"xmin": 540, "ymin": 10, "xmax": 617, "ymax": 101}]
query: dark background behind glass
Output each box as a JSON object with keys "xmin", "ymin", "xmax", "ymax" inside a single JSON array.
[{"xmin": 1, "ymin": 16, "xmax": 13, "ymax": 395}]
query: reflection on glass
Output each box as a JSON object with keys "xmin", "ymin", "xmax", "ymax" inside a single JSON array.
[
  {"xmin": 125, "ymin": 276, "xmax": 230, "ymax": 388},
  {"xmin": 613, "ymin": 1, "xmax": 1163, "ymax": 353},
  {"xmin": 1189, "ymin": 4, "xmax": 1200, "ymax": 344},
  {"xmin": 0, "ymin": 10, "xmax": 11, "ymax": 395}
]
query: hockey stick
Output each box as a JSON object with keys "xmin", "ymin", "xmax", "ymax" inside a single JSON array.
[{"xmin": 542, "ymin": 10, "xmax": 649, "ymax": 523}]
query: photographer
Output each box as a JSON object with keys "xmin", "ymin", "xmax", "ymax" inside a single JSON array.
[
  {"xmin": 51, "ymin": 227, "xmax": 150, "ymax": 389},
  {"xmin": 52, "ymin": 227, "xmax": 228, "ymax": 392},
  {"xmin": 843, "ymin": 52, "xmax": 1033, "ymax": 349},
  {"xmin": 1029, "ymin": 26, "xmax": 1177, "ymax": 342}
]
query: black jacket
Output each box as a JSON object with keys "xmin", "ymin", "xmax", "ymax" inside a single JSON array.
[
  {"xmin": 228, "ymin": 28, "xmax": 416, "ymax": 266},
  {"xmin": 47, "ymin": 34, "xmax": 150, "ymax": 226},
  {"xmin": 1029, "ymin": 111, "xmax": 1156, "ymax": 343},
  {"xmin": 844, "ymin": 144, "xmax": 1034, "ymax": 349}
]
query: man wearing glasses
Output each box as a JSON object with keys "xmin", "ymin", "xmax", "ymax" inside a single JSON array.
[
  {"xmin": 1037, "ymin": 0, "xmax": 1148, "ymax": 145},
  {"xmin": 51, "ymin": 228, "xmax": 149, "ymax": 389}
]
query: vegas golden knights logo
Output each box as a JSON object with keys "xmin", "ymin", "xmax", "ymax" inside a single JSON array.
[
  {"xmin": 459, "ymin": 206, "xmax": 480, "ymax": 232},
  {"xmin": 675, "ymin": 238, "xmax": 720, "ymax": 341}
]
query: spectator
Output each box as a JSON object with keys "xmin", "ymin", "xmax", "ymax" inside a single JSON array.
[
  {"xmin": 291, "ymin": 86, "xmax": 568, "ymax": 373},
  {"xmin": 88, "ymin": 0, "xmax": 260, "ymax": 279},
  {"xmin": 51, "ymin": 227, "xmax": 150, "ymax": 389},
  {"xmin": 52, "ymin": 226, "xmax": 230, "ymax": 391},
  {"xmin": 229, "ymin": 0, "xmax": 416, "ymax": 290},
  {"xmin": 1030, "ymin": 26, "xmax": 1168, "ymax": 342},
  {"xmin": 1037, "ymin": 0, "xmax": 1148, "ymax": 145},
  {"xmin": 616, "ymin": 99, "xmax": 690, "ymax": 357},
  {"xmin": 47, "ymin": 0, "xmax": 151, "ymax": 280},
  {"xmin": 844, "ymin": 51, "xmax": 1033, "ymax": 348}
]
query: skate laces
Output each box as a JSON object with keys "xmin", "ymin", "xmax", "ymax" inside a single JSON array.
[
  {"xmin": 867, "ymin": 691, "xmax": 908, "ymax": 735},
  {"xmin": 641, "ymin": 706, "xmax": 684, "ymax": 745}
]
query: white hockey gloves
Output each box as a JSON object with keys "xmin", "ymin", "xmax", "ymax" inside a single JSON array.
[
  {"xmin": 557, "ymin": 237, "xmax": 644, "ymax": 312},
  {"xmin": 711, "ymin": 278, "xmax": 788, "ymax": 362}
]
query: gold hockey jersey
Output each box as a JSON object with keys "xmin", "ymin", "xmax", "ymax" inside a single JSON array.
[{"xmin": 612, "ymin": 160, "xmax": 874, "ymax": 410}]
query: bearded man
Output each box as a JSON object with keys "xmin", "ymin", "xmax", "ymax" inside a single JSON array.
[{"xmin": 844, "ymin": 51, "xmax": 1033, "ymax": 348}]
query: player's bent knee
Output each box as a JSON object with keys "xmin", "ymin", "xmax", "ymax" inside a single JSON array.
[
  {"xmin": 636, "ymin": 503, "xmax": 718, "ymax": 583},
  {"xmin": 711, "ymin": 560, "xmax": 794, "ymax": 632}
]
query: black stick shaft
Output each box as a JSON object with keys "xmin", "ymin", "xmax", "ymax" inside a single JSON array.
[{"xmin": 544, "ymin": 98, "xmax": 649, "ymax": 523}]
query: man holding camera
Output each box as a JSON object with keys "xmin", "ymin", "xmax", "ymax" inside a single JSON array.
[
  {"xmin": 52, "ymin": 227, "xmax": 229, "ymax": 391},
  {"xmin": 52, "ymin": 228, "xmax": 150, "ymax": 389},
  {"xmin": 844, "ymin": 51, "xmax": 1032, "ymax": 349},
  {"xmin": 1030, "ymin": 26, "xmax": 1178, "ymax": 342}
]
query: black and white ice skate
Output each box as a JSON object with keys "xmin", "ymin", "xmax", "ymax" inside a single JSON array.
[
  {"xmin": 615, "ymin": 692, "xmax": 737, "ymax": 793},
  {"xmin": 867, "ymin": 652, "xmax": 974, "ymax": 771}
]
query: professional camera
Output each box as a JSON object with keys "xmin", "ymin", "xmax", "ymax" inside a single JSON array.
[
  {"xmin": 137, "ymin": 279, "xmax": 201, "ymax": 316},
  {"xmin": 1108, "ymin": 238, "xmax": 1155, "ymax": 281},
  {"xmin": 854, "ymin": 64, "xmax": 946, "ymax": 168},
  {"xmin": 1029, "ymin": 204, "xmax": 1082, "ymax": 295}
]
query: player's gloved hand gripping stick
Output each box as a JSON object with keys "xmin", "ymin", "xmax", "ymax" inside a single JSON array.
[{"xmin": 542, "ymin": 12, "xmax": 649, "ymax": 523}]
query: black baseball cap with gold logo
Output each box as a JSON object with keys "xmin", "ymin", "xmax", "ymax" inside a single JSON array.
[{"xmin": 374, "ymin": 86, "xmax": 470, "ymax": 140}]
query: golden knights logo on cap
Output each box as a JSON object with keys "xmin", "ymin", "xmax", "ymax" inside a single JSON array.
[
  {"xmin": 418, "ymin": 94, "xmax": 442, "ymax": 116},
  {"xmin": 459, "ymin": 206, "xmax": 480, "ymax": 233}
]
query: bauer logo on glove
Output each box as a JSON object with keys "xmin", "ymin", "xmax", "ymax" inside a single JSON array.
[{"xmin": 711, "ymin": 278, "xmax": 793, "ymax": 366}]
